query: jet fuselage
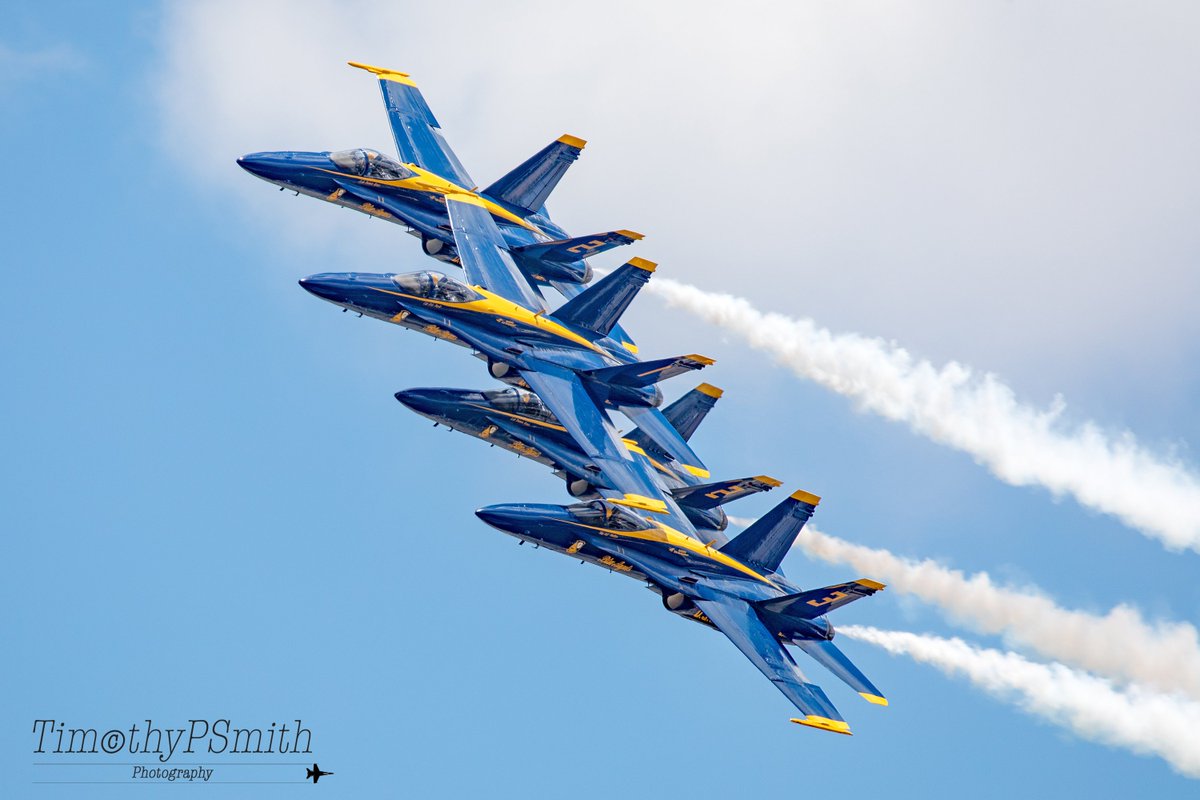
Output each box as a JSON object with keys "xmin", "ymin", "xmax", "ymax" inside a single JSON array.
[
  {"xmin": 475, "ymin": 501, "xmax": 835, "ymax": 645},
  {"xmin": 299, "ymin": 270, "xmax": 663, "ymax": 408}
]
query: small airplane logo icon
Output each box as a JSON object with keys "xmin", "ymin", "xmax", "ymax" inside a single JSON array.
[{"xmin": 306, "ymin": 763, "xmax": 333, "ymax": 784}]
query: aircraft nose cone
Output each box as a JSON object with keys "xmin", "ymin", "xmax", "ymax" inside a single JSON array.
[
  {"xmin": 475, "ymin": 504, "xmax": 537, "ymax": 534},
  {"xmin": 394, "ymin": 389, "xmax": 441, "ymax": 415},
  {"xmin": 298, "ymin": 274, "xmax": 341, "ymax": 302},
  {"xmin": 236, "ymin": 152, "xmax": 272, "ymax": 178},
  {"xmin": 394, "ymin": 388, "xmax": 475, "ymax": 416},
  {"xmin": 475, "ymin": 503, "xmax": 572, "ymax": 535}
]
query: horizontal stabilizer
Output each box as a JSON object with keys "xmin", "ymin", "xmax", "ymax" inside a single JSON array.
[
  {"xmin": 511, "ymin": 230, "xmax": 643, "ymax": 266},
  {"xmin": 671, "ymin": 475, "xmax": 782, "ymax": 511},
  {"xmin": 755, "ymin": 579, "xmax": 885, "ymax": 620},
  {"xmin": 551, "ymin": 257, "xmax": 656, "ymax": 337},
  {"xmin": 720, "ymin": 489, "xmax": 820, "ymax": 574},
  {"xmin": 794, "ymin": 639, "xmax": 888, "ymax": 707},
  {"xmin": 483, "ymin": 134, "xmax": 586, "ymax": 216},
  {"xmin": 582, "ymin": 354, "xmax": 714, "ymax": 392}
]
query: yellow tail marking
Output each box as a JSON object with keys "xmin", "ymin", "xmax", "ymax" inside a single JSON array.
[
  {"xmin": 790, "ymin": 716, "xmax": 852, "ymax": 735},
  {"xmin": 789, "ymin": 489, "xmax": 821, "ymax": 505},
  {"xmin": 681, "ymin": 464, "xmax": 711, "ymax": 479},
  {"xmin": 855, "ymin": 578, "xmax": 886, "ymax": 591},
  {"xmin": 628, "ymin": 257, "xmax": 657, "ymax": 273},
  {"xmin": 616, "ymin": 230, "xmax": 645, "ymax": 240},
  {"xmin": 695, "ymin": 383, "xmax": 723, "ymax": 398},
  {"xmin": 557, "ymin": 134, "xmax": 587, "ymax": 149},
  {"xmin": 755, "ymin": 475, "xmax": 783, "ymax": 488},
  {"xmin": 860, "ymin": 693, "xmax": 889, "ymax": 706},
  {"xmin": 347, "ymin": 61, "xmax": 416, "ymax": 86}
]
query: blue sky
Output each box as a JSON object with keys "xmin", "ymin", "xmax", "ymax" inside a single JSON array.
[{"xmin": 4, "ymin": 1, "xmax": 1200, "ymax": 796}]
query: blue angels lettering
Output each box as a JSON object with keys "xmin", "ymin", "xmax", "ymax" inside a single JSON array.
[{"xmin": 239, "ymin": 62, "xmax": 890, "ymax": 734}]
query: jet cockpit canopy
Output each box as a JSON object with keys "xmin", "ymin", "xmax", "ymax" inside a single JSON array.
[
  {"xmin": 482, "ymin": 388, "xmax": 558, "ymax": 425},
  {"xmin": 391, "ymin": 271, "xmax": 482, "ymax": 304},
  {"xmin": 329, "ymin": 148, "xmax": 415, "ymax": 181}
]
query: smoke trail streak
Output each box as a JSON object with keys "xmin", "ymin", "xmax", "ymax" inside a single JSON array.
[
  {"xmin": 801, "ymin": 528, "xmax": 1200, "ymax": 698},
  {"xmin": 645, "ymin": 277, "xmax": 1200, "ymax": 551},
  {"xmin": 841, "ymin": 625, "xmax": 1200, "ymax": 778}
]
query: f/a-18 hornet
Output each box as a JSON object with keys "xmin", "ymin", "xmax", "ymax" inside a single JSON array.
[
  {"xmin": 476, "ymin": 487, "xmax": 888, "ymax": 735},
  {"xmin": 238, "ymin": 62, "xmax": 640, "ymax": 352}
]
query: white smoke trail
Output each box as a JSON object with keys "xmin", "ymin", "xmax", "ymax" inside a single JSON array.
[
  {"xmin": 801, "ymin": 528, "xmax": 1200, "ymax": 699},
  {"xmin": 645, "ymin": 277, "xmax": 1200, "ymax": 551},
  {"xmin": 841, "ymin": 625, "xmax": 1200, "ymax": 779}
]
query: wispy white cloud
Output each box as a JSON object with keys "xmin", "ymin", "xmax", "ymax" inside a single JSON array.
[
  {"xmin": 842, "ymin": 625, "xmax": 1200, "ymax": 779},
  {"xmin": 803, "ymin": 527, "xmax": 1200, "ymax": 698},
  {"xmin": 647, "ymin": 275, "xmax": 1200, "ymax": 550}
]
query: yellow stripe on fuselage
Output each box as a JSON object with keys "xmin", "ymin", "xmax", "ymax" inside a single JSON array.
[
  {"xmin": 313, "ymin": 166, "xmax": 546, "ymax": 237},
  {"xmin": 367, "ymin": 285, "xmax": 605, "ymax": 355},
  {"xmin": 465, "ymin": 403, "xmax": 567, "ymax": 433},
  {"xmin": 562, "ymin": 519, "xmax": 779, "ymax": 589}
]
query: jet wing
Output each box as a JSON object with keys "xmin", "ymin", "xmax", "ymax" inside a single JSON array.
[
  {"xmin": 793, "ymin": 639, "xmax": 888, "ymax": 707},
  {"xmin": 518, "ymin": 363, "xmax": 669, "ymax": 515},
  {"xmin": 348, "ymin": 62, "xmax": 474, "ymax": 188},
  {"xmin": 692, "ymin": 595, "xmax": 851, "ymax": 734},
  {"xmin": 445, "ymin": 194, "xmax": 547, "ymax": 312}
]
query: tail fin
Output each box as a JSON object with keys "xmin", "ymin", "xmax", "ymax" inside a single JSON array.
[
  {"xmin": 720, "ymin": 489, "xmax": 820, "ymax": 573},
  {"xmin": 484, "ymin": 134, "xmax": 586, "ymax": 216},
  {"xmin": 626, "ymin": 383, "xmax": 723, "ymax": 457},
  {"xmin": 664, "ymin": 383, "xmax": 722, "ymax": 442},
  {"xmin": 551, "ymin": 257, "xmax": 656, "ymax": 337},
  {"xmin": 754, "ymin": 579, "xmax": 885, "ymax": 619}
]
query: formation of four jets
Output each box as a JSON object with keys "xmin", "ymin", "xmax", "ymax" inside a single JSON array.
[{"xmin": 238, "ymin": 61, "xmax": 889, "ymax": 734}]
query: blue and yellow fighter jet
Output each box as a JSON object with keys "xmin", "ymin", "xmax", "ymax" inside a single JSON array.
[
  {"xmin": 238, "ymin": 62, "xmax": 640, "ymax": 350},
  {"xmin": 299, "ymin": 192, "xmax": 714, "ymax": 515},
  {"xmin": 395, "ymin": 382, "xmax": 780, "ymax": 536},
  {"xmin": 476, "ymin": 491, "xmax": 888, "ymax": 734}
]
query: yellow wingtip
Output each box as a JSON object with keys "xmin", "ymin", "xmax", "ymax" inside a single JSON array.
[
  {"xmin": 616, "ymin": 229, "xmax": 645, "ymax": 241},
  {"xmin": 628, "ymin": 257, "xmax": 657, "ymax": 273},
  {"xmin": 860, "ymin": 693, "xmax": 889, "ymax": 706},
  {"xmin": 557, "ymin": 134, "xmax": 587, "ymax": 149},
  {"xmin": 621, "ymin": 439, "xmax": 648, "ymax": 457},
  {"xmin": 855, "ymin": 578, "xmax": 886, "ymax": 592},
  {"xmin": 612, "ymin": 494, "xmax": 668, "ymax": 515},
  {"xmin": 347, "ymin": 61, "xmax": 415, "ymax": 86},
  {"xmin": 754, "ymin": 475, "xmax": 784, "ymax": 488},
  {"xmin": 789, "ymin": 489, "xmax": 821, "ymax": 505},
  {"xmin": 790, "ymin": 716, "xmax": 853, "ymax": 735},
  {"xmin": 695, "ymin": 383, "xmax": 723, "ymax": 398}
]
